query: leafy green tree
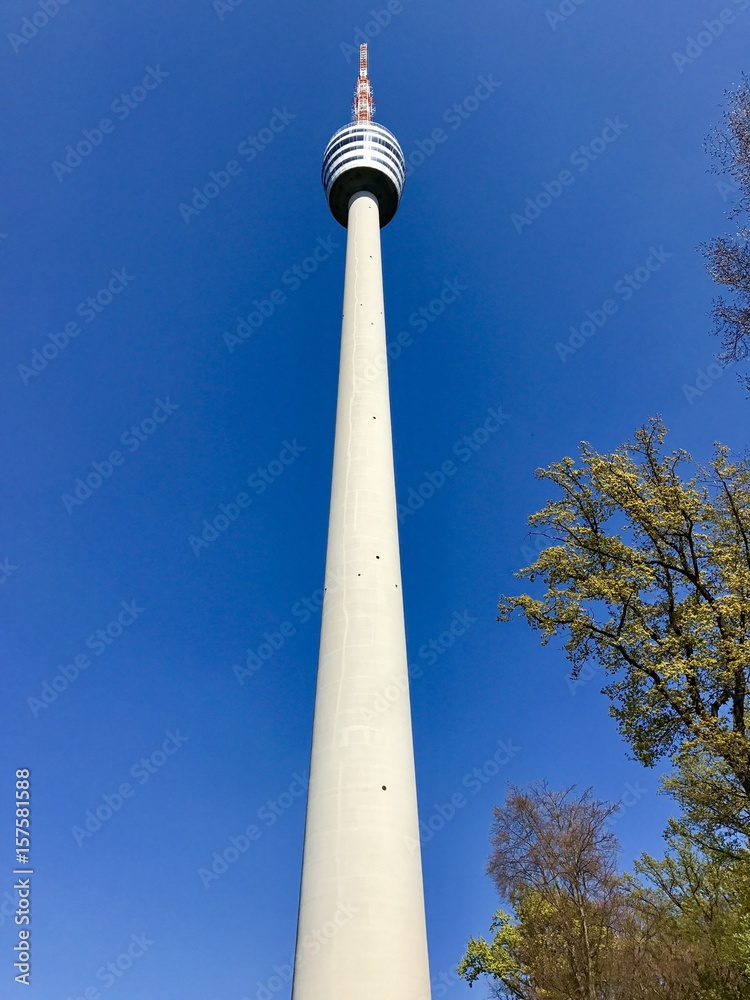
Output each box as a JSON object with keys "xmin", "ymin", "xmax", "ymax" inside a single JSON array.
[
  {"xmin": 627, "ymin": 827, "xmax": 750, "ymax": 998},
  {"xmin": 662, "ymin": 750, "xmax": 750, "ymax": 860},
  {"xmin": 497, "ymin": 420, "xmax": 750, "ymax": 841},
  {"xmin": 459, "ymin": 782, "xmax": 625, "ymax": 1000},
  {"xmin": 459, "ymin": 783, "xmax": 750, "ymax": 999},
  {"xmin": 459, "ymin": 909, "xmax": 533, "ymax": 1000}
]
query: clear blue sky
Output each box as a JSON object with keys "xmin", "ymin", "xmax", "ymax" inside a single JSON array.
[{"xmin": 1, "ymin": 1, "xmax": 747, "ymax": 997}]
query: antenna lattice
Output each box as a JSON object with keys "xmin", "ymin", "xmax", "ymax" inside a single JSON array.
[{"xmin": 352, "ymin": 44, "xmax": 375, "ymax": 122}]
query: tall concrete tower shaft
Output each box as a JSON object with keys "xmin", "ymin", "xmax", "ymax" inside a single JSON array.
[{"xmin": 291, "ymin": 47, "xmax": 431, "ymax": 1000}]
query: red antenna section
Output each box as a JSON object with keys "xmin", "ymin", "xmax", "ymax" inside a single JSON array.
[{"xmin": 352, "ymin": 43, "xmax": 375, "ymax": 122}]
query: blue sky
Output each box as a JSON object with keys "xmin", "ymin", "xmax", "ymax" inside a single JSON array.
[{"xmin": 1, "ymin": 1, "xmax": 748, "ymax": 997}]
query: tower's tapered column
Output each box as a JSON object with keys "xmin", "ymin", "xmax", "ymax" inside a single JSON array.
[
  {"xmin": 292, "ymin": 46, "xmax": 430, "ymax": 998},
  {"xmin": 291, "ymin": 192, "xmax": 431, "ymax": 999}
]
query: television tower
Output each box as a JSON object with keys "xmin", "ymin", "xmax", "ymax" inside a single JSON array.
[{"xmin": 291, "ymin": 46, "xmax": 431, "ymax": 999}]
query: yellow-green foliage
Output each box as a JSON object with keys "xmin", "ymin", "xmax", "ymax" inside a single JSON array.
[
  {"xmin": 457, "ymin": 910, "xmax": 525, "ymax": 986},
  {"xmin": 499, "ymin": 419, "xmax": 750, "ymax": 822}
]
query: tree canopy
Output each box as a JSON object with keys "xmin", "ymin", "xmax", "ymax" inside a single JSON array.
[
  {"xmin": 459, "ymin": 783, "xmax": 750, "ymax": 999},
  {"xmin": 497, "ymin": 420, "xmax": 750, "ymax": 838},
  {"xmin": 459, "ymin": 782, "xmax": 623, "ymax": 1000},
  {"xmin": 459, "ymin": 422, "xmax": 750, "ymax": 995}
]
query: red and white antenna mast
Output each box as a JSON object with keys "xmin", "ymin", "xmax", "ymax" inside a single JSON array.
[{"xmin": 352, "ymin": 43, "xmax": 375, "ymax": 122}]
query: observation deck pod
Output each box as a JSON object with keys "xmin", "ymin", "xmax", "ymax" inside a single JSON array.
[{"xmin": 322, "ymin": 121, "xmax": 406, "ymax": 229}]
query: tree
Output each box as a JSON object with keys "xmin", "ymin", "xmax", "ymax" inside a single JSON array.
[
  {"xmin": 704, "ymin": 77, "xmax": 750, "ymax": 388},
  {"xmin": 627, "ymin": 827, "xmax": 750, "ymax": 999},
  {"xmin": 459, "ymin": 909, "xmax": 534, "ymax": 1000},
  {"xmin": 458, "ymin": 783, "xmax": 750, "ymax": 999},
  {"xmin": 459, "ymin": 782, "xmax": 626, "ymax": 1000},
  {"xmin": 661, "ymin": 749, "xmax": 750, "ymax": 861},
  {"xmin": 497, "ymin": 420, "xmax": 750, "ymax": 844}
]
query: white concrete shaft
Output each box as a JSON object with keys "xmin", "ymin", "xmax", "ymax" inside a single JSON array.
[{"xmin": 291, "ymin": 190, "xmax": 431, "ymax": 1000}]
